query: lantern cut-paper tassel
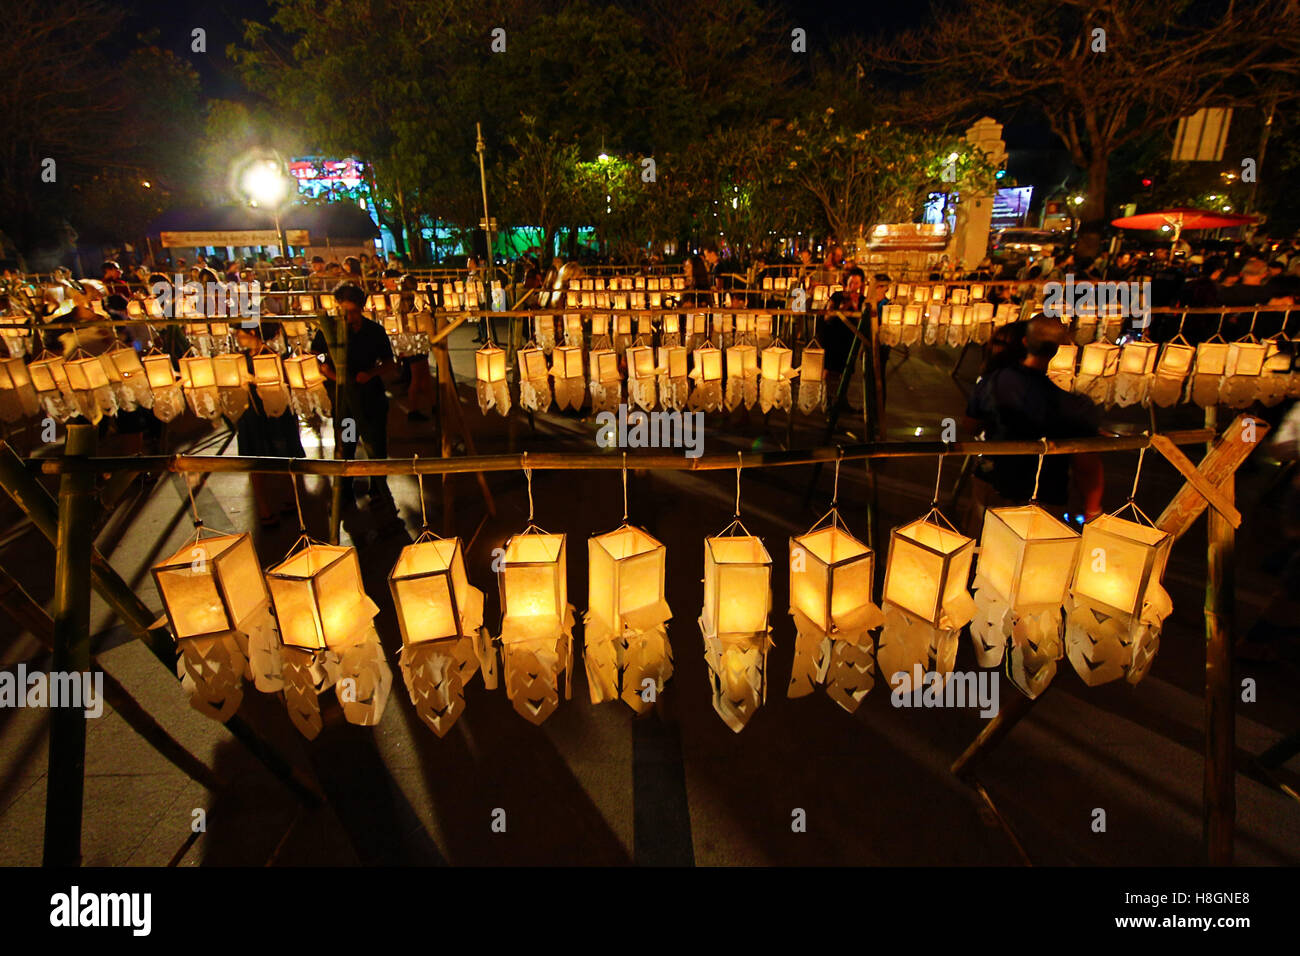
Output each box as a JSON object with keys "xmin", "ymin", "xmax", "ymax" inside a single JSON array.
[
  {"xmin": 1065, "ymin": 503, "xmax": 1172, "ymax": 687},
  {"xmin": 152, "ymin": 530, "xmax": 283, "ymax": 722},
  {"xmin": 1074, "ymin": 342, "xmax": 1119, "ymax": 406},
  {"xmin": 970, "ymin": 504, "xmax": 1080, "ymax": 699},
  {"xmin": 724, "ymin": 343, "xmax": 758, "ymax": 411},
  {"xmin": 390, "ymin": 532, "xmax": 493, "ymax": 737},
  {"xmin": 551, "ymin": 344, "xmax": 586, "ymax": 411},
  {"xmin": 497, "ymin": 525, "xmax": 574, "ymax": 725},
  {"xmin": 797, "ymin": 343, "xmax": 827, "ymax": 415},
  {"xmin": 517, "ymin": 344, "xmax": 552, "ymax": 413},
  {"xmin": 689, "ymin": 343, "xmax": 723, "ymax": 412},
  {"xmin": 474, "ymin": 344, "xmax": 510, "ymax": 416},
  {"xmin": 63, "ymin": 348, "xmax": 117, "ymax": 424},
  {"xmin": 788, "ymin": 508, "xmax": 882, "ymax": 714},
  {"xmin": 266, "ymin": 538, "xmax": 391, "ymax": 738},
  {"xmin": 878, "ymin": 507, "xmax": 976, "ymax": 688},
  {"xmin": 759, "ymin": 340, "xmax": 796, "ymax": 413},
  {"xmin": 585, "ymin": 524, "xmax": 673, "ymax": 714}
]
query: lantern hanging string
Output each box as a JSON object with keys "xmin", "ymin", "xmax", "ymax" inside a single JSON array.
[
  {"xmin": 523, "ymin": 451, "xmax": 534, "ymax": 525},
  {"xmin": 931, "ymin": 444, "xmax": 948, "ymax": 506},
  {"xmin": 621, "ymin": 451, "xmax": 628, "ymax": 524},
  {"xmin": 291, "ymin": 468, "xmax": 306, "ymax": 533},
  {"xmin": 735, "ymin": 450, "xmax": 742, "ymax": 518},
  {"xmin": 1130, "ymin": 439, "xmax": 1148, "ymax": 502},
  {"xmin": 185, "ymin": 474, "xmax": 203, "ymax": 530},
  {"xmin": 1176, "ymin": 310, "xmax": 1188, "ymax": 336},
  {"xmin": 1030, "ymin": 437, "xmax": 1049, "ymax": 503},
  {"xmin": 414, "ymin": 452, "xmax": 427, "ymax": 532},
  {"xmin": 831, "ymin": 445, "xmax": 843, "ymax": 508}
]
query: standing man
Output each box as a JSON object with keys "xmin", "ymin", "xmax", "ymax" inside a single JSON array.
[{"xmin": 311, "ymin": 282, "xmax": 398, "ymax": 509}]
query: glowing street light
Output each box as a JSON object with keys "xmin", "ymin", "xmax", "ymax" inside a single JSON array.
[{"xmin": 238, "ymin": 155, "xmax": 293, "ymax": 255}]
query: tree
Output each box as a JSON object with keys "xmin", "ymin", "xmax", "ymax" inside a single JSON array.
[
  {"xmin": 878, "ymin": 0, "xmax": 1300, "ymax": 228},
  {"xmin": 496, "ymin": 117, "xmax": 584, "ymax": 267}
]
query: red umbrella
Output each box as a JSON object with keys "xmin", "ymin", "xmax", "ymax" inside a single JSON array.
[{"xmin": 1110, "ymin": 207, "xmax": 1258, "ymax": 245}]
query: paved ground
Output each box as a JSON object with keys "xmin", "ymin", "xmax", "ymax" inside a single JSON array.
[{"xmin": 1, "ymin": 324, "xmax": 1298, "ymax": 866}]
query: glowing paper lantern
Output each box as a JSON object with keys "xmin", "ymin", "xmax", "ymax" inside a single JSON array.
[
  {"xmin": 658, "ymin": 344, "xmax": 689, "ymax": 410},
  {"xmin": 725, "ymin": 343, "xmax": 758, "ymax": 411},
  {"xmin": 63, "ymin": 349, "xmax": 116, "ymax": 423},
  {"xmin": 700, "ymin": 526, "xmax": 772, "ymax": 732},
  {"xmin": 879, "ymin": 304, "xmax": 904, "ymax": 346},
  {"xmin": 971, "ymin": 302, "xmax": 996, "ymax": 344},
  {"xmin": 1074, "ymin": 341, "xmax": 1119, "ymax": 405},
  {"xmin": 788, "ymin": 517, "xmax": 882, "ymax": 713},
  {"xmin": 213, "ymin": 352, "xmax": 250, "ymax": 421},
  {"xmin": 104, "ymin": 342, "xmax": 152, "ymax": 411},
  {"xmin": 922, "ymin": 303, "xmax": 948, "ymax": 346},
  {"xmin": 970, "ymin": 505, "xmax": 1080, "ymax": 698},
  {"xmin": 0, "ymin": 357, "xmax": 39, "ymax": 422},
  {"xmin": 660, "ymin": 313, "xmax": 681, "ymax": 347},
  {"xmin": 758, "ymin": 341, "xmax": 796, "ymax": 413},
  {"xmin": 584, "ymin": 524, "xmax": 673, "ymax": 714},
  {"xmin": 946, "ymin": 304, "xmax": 973, "ymax": 347},
  {"xmin": 142, "ymin": 350, "xmax": 184, "ymax": 422},
  {"xmin": 1114, "ymin": 339, "xmax": 1159, "ymax": 407},
  {"xmin": 250, "ymin": 350, "xmax": 289, "ymax": 417},
  {"xmin": 590, "ymin": 313, "xmax": 612, "ymax": 349},
  {"xmin": 517, "ymin": 345, "xmax": 552, "ymax": 413},
  {"xmin": 1151, "ymin": 338, "xmax": 1194, "ymax": 406},
  {"xmin": 534, "ymin": 315, "xmax": 556, "ymax": 353},
  {"xmin": 1066, "ymin": 506, "xmax": 1172, "ymax": 687},
  {"xmin": 283, "ymin": 354, "xmax": 331, "ymax": 419},
  {"xmin": 152, "ymin": 531, "xmax": 283, "ymax": 721},
  {"xmin": 179, "ymin": 351, "xmax": 222, "ymax": 420},
  {"xmin": 1220, "ymin": 339, "xmax": 1267, "ymax": 408},
  {"xmin": 879, "ymin": 509, "xmax": 976, "ymax": 685},
  {"xmin": 689, "ymin": 343, "xmax": 723, "ymax": 412},
  {"xmin": 498, "ymin": 528, "xmax": 574, "ymax": 724},
  {"xmin": 389, "ymin": 533, "xmax": 489, "ymax": 737},
  {"xmin": 588, "ymin": 347, "xmax": 621, "ymax": 413},
  {"xmin": 474, "ymin": 344, "xmax": 510, "ymax": 416},
  {"xmin": 1258, "ymin": 339, "xmax": 1294, "ymax": 406},
  {"xmin": 1046, "ymin": 343, "xmax": 1078, "ymax": 392},
  {"xmin": 552, "ymin": 344, "xmax": 585, "ymax": 411},
  {"xmin": 563, "ymin": 313, "xmax": 583, "ymax": 346},
  {"xmin": 266, "ymin": 540, "xmax": 390, "ymax": 737},
  {"xmin": 627, "ymin": 344, "xmax": 657, "ymax": 411},
  {"xmin": 1191, "ymin": 338, "xmax": 1229, "ymax": 407},
  {"xmin": 797, "ymin": 343, "xmax": 826, "ymax": 415},
  {"xmin": 755, "ymin": 313, "xmax": 774, "ymax": 347}
]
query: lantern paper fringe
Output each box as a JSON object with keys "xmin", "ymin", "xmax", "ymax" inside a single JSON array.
[
  {"xmin": 476, "ymin": 379, "xmax": 511, "ymax": 416},
  {"xmin": 1258, "ymin": 374, "xmax": 1290, "ymax": 407},
  {"xmin": 501, "ymin": 604, "xmax": 575, "ymax": 725},
  {"xmin": 553, "ymin": 376, "xmax": 585, "ymax": 411},
  {"xmin": 1149, "ymin": 375, "xmax": 1186, "ymax": 407},
  {"xmin": 1064, "ymin": 586, "xmax": 1172, "ymax": 687},
  {"xmin": 218, "ymin": 386, "xmax": 249, "ymax": 422},
  {"xmin": 279, "ymin": 646, "xmax": 339, "ymax": 739},
  {"xmin": 150, "ymin": 384, "xmax": 185, "ymax": 422},
  {"xmin": 581, "ymin": 613, "xmax": 673, "ymax": 714},
  {"xmin": 878, "ymin": 602, "xmax": 969, "ymax": 688},
  {"xmin": 588, "ymin": 379, "xmax": 621, "ymax": 415},
  {"xmin": 758, "ymin": 377, "xmax": 792, "ymax": 414},
  {"xmin": 788, "ymin": 605, "xmax": 881, "ymax": 714},
  {"xmin": 519, "ymin": 376, "xmax": 553, "ymax": 413},
  {"xmin": 184, "ymin": 385, "xmax": 222, "ymax": 421},
  {"xmin": 1191, "ymin": 373, "xmax": 1221, "ymax": 408},
  {"xmin": 1219, "ymin": 375, "xmax": 1258, "ymax": 409},
  {"xmin": 1074, "ymin": 372, "xmax": 1114, "ymax": 406},
  {"xmin": 1113, "ymin": 371, "xmax": 1149, "ymax": 408},
  {"xmin": 256, "ymin": 385, "xmax": 290, "ymax": 418},
  {"xmin": 724, "ymin": 370, "xmax": 758, "ymax": 412},
  {"xmin": 658, "ymin": 374, "xmax": 689, "ymax": 410},
  {"xmin": 629, "ymin": 376, "xmax": 656, "ymax": 412},
  {"xmin": 700, "ymin": 619, "xmax": 772, "ymax": 733},
  {"xmin": 797, "ymin": 380, "xmax": 826, "ymax": 415},
  {"xmin": 175, "ymin": 633, "xmax": 248, "ymax": 722},
  {"xmin": 336, "ymin": 626, "xmax": 393, "ymax": 726},
  {"xmin": 688, "ymin": 379, "xmax": 721, "ymax": 412},
  {"xmin": 287, "ymin": 384, "xmax": 331, "ymax": 420}
]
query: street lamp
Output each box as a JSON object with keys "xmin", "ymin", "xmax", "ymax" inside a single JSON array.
[{"xmin": 239, "ymin": 156, "xmax": 293, "ymax": 256}]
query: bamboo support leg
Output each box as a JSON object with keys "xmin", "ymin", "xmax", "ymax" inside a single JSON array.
[
  {"xmin": 1205, "ymin": 471, "xmax": 1235, "ymax": 864},
  {"xmin": 950, "ymin": 688, "xmax": 1041, "ymax": 779},
  {"xmin": 44, "ymin": 423, "xmax": 96, "ymax": 866}
]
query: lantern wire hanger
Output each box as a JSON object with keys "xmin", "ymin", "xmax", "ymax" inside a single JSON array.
[
  {"xmin": 1112, "ymin": 435, "xmax": 1159, "ymax": 527},
  {"xmin": 923, "ymin": 444, "xmax": 962, "ymax": 532},
  {"xmin": 518, "ymin": 451, "xmax": 548, "ymax": 536},
  {"xmin": 182, "ymin": 472, "xmax": 237, "ymax": 540},
  {"xmin": 1029, "ymin": 437, "xmax": 1049, "ymax": 503},
  {"xmin": 808, "ymin": 447, "xmax": 849, "ymax": 532},
  {"xmin": 717, "ymin": 450, "xmax": 755, "ymax": 538},
  {"xmin": 412, "ymin": 453, "xmax": 440, "ymax": 543}
]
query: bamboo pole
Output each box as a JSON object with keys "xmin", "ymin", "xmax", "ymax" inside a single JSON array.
[
  {"xmin": 27, "ymin": 429, "xmax": 1217, "ymax": 478},
  {"xmin": 44, "ymin": 422, "xmax": 96, "ymax": 866},
  {"xmin": 1205, "ymin": 469, "xmax": 1235, "ymax": 864}
]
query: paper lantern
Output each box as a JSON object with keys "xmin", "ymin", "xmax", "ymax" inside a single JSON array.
[
  {"xmin": 879, "ymin": 304, "xmax": 904, "ymax": 346},
  {"xmin": 1220, "ymin": 339, "xmax": 1268, "ymax": 408},
  {"xmin": 879, "ymin": 509, "xmax": 976, "ymax": 685},
  {"xmin": 103, "ymin": 342, "xmax": 152, "ymax": 411},
  {"xmin": 755, "ymin": 313, "xmax": 774, "ymax": 347},
  {"xmin": 213, "ymin": 352, "xmax": 250, "ymax": 421},
  {"xmin": 1258, "ymin": 339, "xmax": 1294, "ymax": 406},
  {"xmin": 250, "ymin": 350, "xmax": 289, "ymax": 417},
  {"xmin": 626, "ymin": 344, "xmax": 657, "ymax": 411},
  {"xmin": 946, "ymin": 304, "xmax": 974, "ymax": 347},
  {"xmin": 389, "ymin": 533, "xmax": 489, "ymax": 736},
  {"xmin": 971, "ymin": 505, "xmax": 1080, "ymax": 696},
  {"xmin": 1151, "ymin": 338, "xmax": 1194, "ymax": 406},
  {"xmin": 1191, "ymin": 338, "xmax": 1229, "ymax": 407},
  {"xmin": 660, "ymin": 313, "xmax": 681, "ymax": 346},
  {"xmin": 552, "ymin": 344, "xmax": 586, "ymax": 411},
  {"xmin": 949, "ymin": 287, "xmax": 967, "ymax": 305},
  {"xmin": 1074, "ymin": 342, "xmax": 1119, "ymax": 405},
  {"xmin": 788, "ymin": 518, "xmax": 882, "ymax": 713},
  {"xmin": 588, "ymin": 348, "xmax": 621, "ymax": 413},
  {"xmin": 1114, "ymin": 339, "xmax": 1159, "ymax": 407},
  {"xmin": 266, "ymin": 540, "xmax": 390, "ymax": 737},
  {"xmin": 517, "ymin": 345, "xmax": 552, "ymax": 412},
  {"xmin": 584, "ymin": 525, "xmax": 673, "ymax": 713},
  {"xmin": 63, "ymin": 349, "xmax": 116, "ymax": 423},
  {"xmin": 178, "ymin": 352, "xmax": 222, "ymax": 420},
  {"xmin": 1066, "ymin": 507, "xmax": 1172, "ymax": 687},
  {"xmin": 1045, "ymin": 342, "xmax": 1077, "ymax": 391},
  {"xmin": 141, "ymin": 350, "xmax": 184, "ymax": 422},
  {"xmin": 701, "ymin": 528, "xmax": 772, "ymax": 732},
  {"xmin": 152, "ymin": 531, "xmax": 282, "ymax": 721},
  {"xmin": 1072, "ymin": 309, "xmax": 1098, "ymax": 345},
  {"xmin": 922, "ymin": 303, "xmax": 948, "ymax": 346},
  {"xmin": 283, "ymin": 354, "xmax": 331, "ymax": 419},
  {"xmin": 971, "ymin": 302, "xmax": 995, "ymax": 344},
  {"xmin": 656, "ymin": 345, "xmax": 689, "ymax": 410},
  {"xmin": 590, "ymin": 313, "xmax": 611, "ymax": 347},
  {"xmin": 563, "ymin": 313, "xmax": 583, "ymax": 345},
  {"xmin": 498, "ymin": 528, "xmax": 574, "ymax": 724},
  {"xmin": 0, "ymin": 357, "xmax": 39, "ymax": 422},
  {"xmin": 474, "ymin": 344, "xmax": 510, "ymax": 416},
  {"xmin": 725, "ymin": 343, "xmax": 758, "ymax": 411},
  {"xmin": 758, "ymin": 341, "xmax": 795, "ymax": 413},
  {"xmin": 796, "ymin": 343, "xmax": 826, "ymax": 415}
]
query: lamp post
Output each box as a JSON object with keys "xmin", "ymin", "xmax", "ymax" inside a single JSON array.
[{"xmin": 240, "ymin": 156, "xmax": 293, "ymax": 257}]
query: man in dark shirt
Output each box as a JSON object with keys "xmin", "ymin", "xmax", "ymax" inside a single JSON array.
[
  {"xmin": 965, "ymin": 313, "xmax": 1104, "ymax": 521},
  {"xmin": 311, "ymin": 282, "xmax": 397, "ymax": 506}
]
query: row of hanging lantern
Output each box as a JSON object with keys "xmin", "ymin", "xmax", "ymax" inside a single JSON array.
[
  {"xmin": 476, "ymin": 333, "xmax": 817, "ymax": 419},
  {"xmin": 150, "ymin": 444, "xmax": 1175, "ymax": 739},
  {"xmin": 878, "ymin": 301, "xmax": 1020, "ymax": 348},
  {"xmin": 1047, "ymin": 331, "xmax": 1299, "ymax": 409}
]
